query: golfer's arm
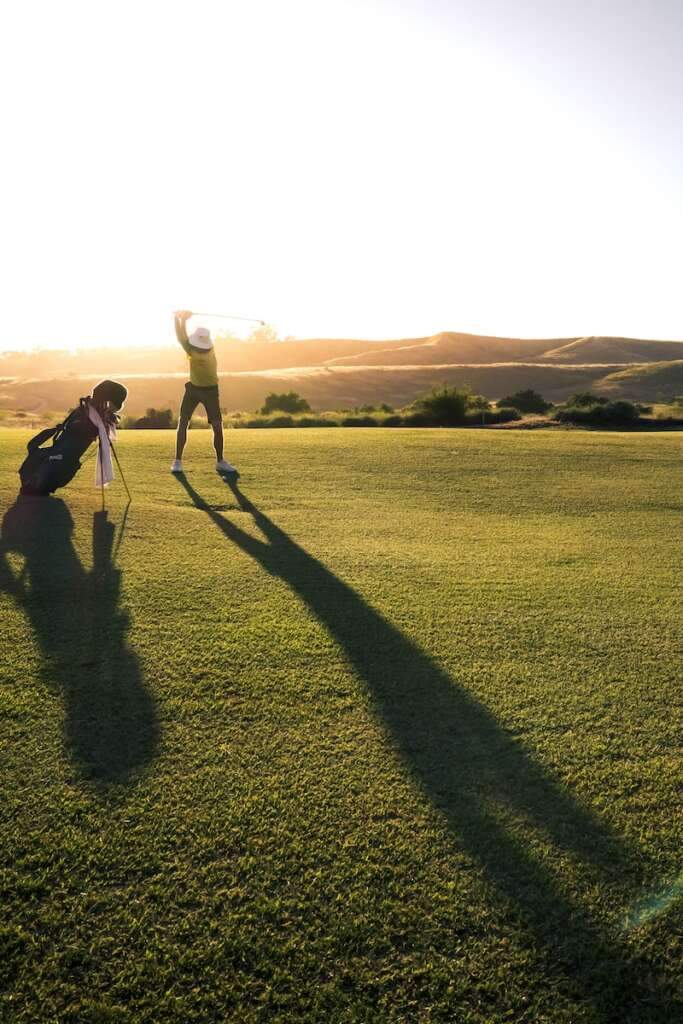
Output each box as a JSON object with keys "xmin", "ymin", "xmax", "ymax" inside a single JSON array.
[{"xmin": 174, "ymin": 315, "xmax": 191, "ymax": 354}]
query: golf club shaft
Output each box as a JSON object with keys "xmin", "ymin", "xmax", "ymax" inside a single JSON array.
[
  {"xmin": 190, "ymin": 312, "xmax": 266, "ymax": 326},
  {"xmin": 110, "ymin": 443, "xmax": 132, "ymax": 502}
]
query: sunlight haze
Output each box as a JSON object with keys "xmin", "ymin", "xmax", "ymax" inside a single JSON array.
[{"xmin": 1, "ymin": 0, "xmax": 682, "ymax": 350}]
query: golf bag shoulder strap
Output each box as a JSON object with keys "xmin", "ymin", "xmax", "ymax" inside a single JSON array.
[
  {"xmin": 49, "ymin": 405, "xmax": 83, "ymax": 444},
  {"xmin": 27, "ymin": 402, "xmax": 89, "ymax": 453},
  {"xmin": 27, "ymin": 423, "xmax": 62, "ymax": 452}
]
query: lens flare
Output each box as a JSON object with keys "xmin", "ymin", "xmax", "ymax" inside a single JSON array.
[{"xmin": 622, "ymin": 875, "xmax": 683, "ymax": 932}]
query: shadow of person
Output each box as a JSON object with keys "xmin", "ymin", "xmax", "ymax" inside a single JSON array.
[
  {"xmin": 175, "ymin": 473, "xmax": 678, "ymax": 1018},
  {"xmin": 0, "ymin": 496, "xmax": 159, "ymax": 788}
]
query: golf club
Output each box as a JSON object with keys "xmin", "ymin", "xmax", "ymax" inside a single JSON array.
[{"xmin": 187, "ymin": 311, "xmax": 267, "ymax": 326}]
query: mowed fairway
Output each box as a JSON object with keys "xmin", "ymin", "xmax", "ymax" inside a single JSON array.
[{"xmin": 0, "ymin": 427, "xmax": 681, "ymax": 1023}]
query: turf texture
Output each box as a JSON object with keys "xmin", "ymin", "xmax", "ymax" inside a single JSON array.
[{"xmin": 0, "ymin": 427, "xmax": 681, "ymax": 1023}]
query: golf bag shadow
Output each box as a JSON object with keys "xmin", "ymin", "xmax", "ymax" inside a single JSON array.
[{"xmin": 18, "ymin": 380, "xmax": 127, "ymax": 497}]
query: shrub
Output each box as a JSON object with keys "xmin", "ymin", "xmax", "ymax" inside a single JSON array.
[
  {"xmin": 554, "ymin": 400, "xmax": 641, "ymax": 426},
  {"xmin": 382, "ymin": 415, "xmax": 404, "ymax": 426},
  {"xmin": 599, "ymin": 400, "xmax": 640, "ymax": 422},
  {"xmin": 498, "ymin": 407, "xmax": 522, "ymax": 423},
  {"xmin": 260, "ymin": 391, "xmax": 311, "ymax": 415},
  {"xmin": 232, "ymin": 414, "xmax": 341, "ymax": 428},
  {"xmin": 464, "ymin": 407, "xmax": 521, "ymax": 425},
  {"xmin": 413, "ymin": 385, "xmax": 470, "ymax": 425},
  {"xmin": 357, "ymin": 403, "xmax": 395, "ymax": 414},
  {"xmin": 497, "ymin": 389, "xmax": 552, "ymax": 413},
  {"xmin": 565, "ymin": 392, "xmax": 608, "ymax": 408},
  {"xmin": 297, "ymin": 416, "xmax": 340, "ymax": 427},
  {"xmin": 130, "ymin": 407, "xmax": 177, "ymax": 429},
  {"xmin": 467, "ymin": 393, "xmax": 492, "ymax": 411},
  {"xmin": 402, "ymin": 411, "xmax": 432, "ymax": 427},
  {"xmin": 341, "ymin": 415, "xmax": 380, "ymax": 426}
]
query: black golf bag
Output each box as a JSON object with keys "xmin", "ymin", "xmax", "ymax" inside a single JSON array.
[{"xmin": 18, "ymin": 380, "xmax": 127, "ymax": 497}]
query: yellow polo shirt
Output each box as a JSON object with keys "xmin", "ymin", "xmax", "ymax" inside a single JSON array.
[{"xmin": 178, "ymin": 337, "xmax": 219, "ymax": 387}]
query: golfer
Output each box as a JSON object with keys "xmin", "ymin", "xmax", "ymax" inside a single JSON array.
[{"xmin": 170, "ymin": 310, "xmax": 239, "ymax": 476}]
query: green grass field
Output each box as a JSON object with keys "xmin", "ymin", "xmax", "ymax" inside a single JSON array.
[{"xmin": 1, "ymin": 428, "xmax": 681, "ymax": 1023}]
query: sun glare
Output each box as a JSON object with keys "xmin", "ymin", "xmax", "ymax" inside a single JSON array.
[{"xmin": 1, "ymin": 0, "xmax": 681, "ymax": 351}]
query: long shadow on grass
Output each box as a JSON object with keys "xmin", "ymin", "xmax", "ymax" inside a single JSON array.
[
  {"xmin": 177, "ymin": 475, "xmax": 678, "ymax": 1019},
  {"xmin": 0, "ymin": 497, "xmax": 159, "ymax": 787}
]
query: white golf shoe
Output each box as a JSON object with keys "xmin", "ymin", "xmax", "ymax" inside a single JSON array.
[
  {"xmin": 170, "ymin": 459, "xmax": 183, "ymax": 474},
  {"xmin": 216, "ymin": 459, "xmax": 239, "ymax": 477}
]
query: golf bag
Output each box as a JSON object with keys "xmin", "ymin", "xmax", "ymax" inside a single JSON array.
[{"xmin": 18, "ymin": 380, "xmax": 128, "ymax": 496}]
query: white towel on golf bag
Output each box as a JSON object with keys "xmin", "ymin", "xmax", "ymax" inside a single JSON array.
[{"xmin": 88, "ymin": 405, "xmax": 116, "ymax": 487}]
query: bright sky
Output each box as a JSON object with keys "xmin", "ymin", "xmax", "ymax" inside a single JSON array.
[{"xmin": 2, "ymin": 0, "xmax": 682, "ymax": 350}]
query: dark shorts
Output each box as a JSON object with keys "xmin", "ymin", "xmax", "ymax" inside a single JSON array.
[{"xmin": 179, "ymin": 382, "xmax": 222, "ymax": 422}]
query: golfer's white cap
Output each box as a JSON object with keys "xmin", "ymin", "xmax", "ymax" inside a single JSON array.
[{"xmin": 189, "ymin": 326, "xmax": 213, "ymax": 350}]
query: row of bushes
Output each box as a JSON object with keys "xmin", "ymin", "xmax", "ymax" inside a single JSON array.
[
  {"xmin": 554, "ymin": 399, "xmax": 639, "ymax": 426},
  {"xmin": 552, "ymin": 393, "xmax": 653, "ymax": 426},
  {"xmin": 122, "ymin": 408, "xmax": 176, "ymax": 429},
  {"xmin": 495, "ymin": 389, "xmax": 656, "ymax": 427},
  {"xmin": 229, "ymin": 407, "xmax": 521, "ymax": 429},
  {"xmin": 122, "ymin": 388, "xmax": 674, "ymax": 430},
  {"xmin": 123, "ymin": 387, "xmax": 524, "ymax": 430}
]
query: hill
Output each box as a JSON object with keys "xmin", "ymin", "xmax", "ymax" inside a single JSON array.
[
  {"xmin": 0, "ymin": 363, "xmax": 624, "ymax": 419},
  {"xmin": 597, "ymin": 360, "xmax": 683, "ymax": 400},
  {"xmin": 4, "ymin": 360, "xmax": 683, "ymax": 420},
  {"xmin": 324, "ymin": 333, "xmax": 683, "ymax": 368},
  {"xmin": 2, "ymin": 332, "xmax": 682, "ymax": 378},
  {"xmin": 536, "ymin": 336, "xmax": 683, "ymax": 364},
  {"xmin": 1, "ymin": 332, "xmax": 682, "ymax": 417},
  {"xmin": 0, "ymin": 338, "xmax": 426, "ymax": 378},
  {"xmin": 323, "ymin": 332, "xmax": 558, "ymax": 366}
]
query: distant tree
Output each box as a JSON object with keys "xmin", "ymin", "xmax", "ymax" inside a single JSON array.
[
  {"xmin": 596, "ymin": 400, "xmax": 639, "ymax": 422},
  {"xmin": 565, "ymin": 392, "xmax": 609, "ymax": 408},
  {"xmin": 413, "ymin": 385, "xmax": 470, "ymax": 425},
  {"xmin": 131, "ymin": 407, "xmax": 176, "ymax": 429},
  {"xmin": 247, "ymin": 324, "xmax": 280, "ymax": 345},
  {"xmin": 498, "ymin": 389, "xmax": 551, "ymax": 413},
  {"xmin": 260, "ymin": 391, "xmax": 311, "ymax": 415},
  {"xmin": 466, "ymin": 393, "xmax": 491, "ymax": 411}
]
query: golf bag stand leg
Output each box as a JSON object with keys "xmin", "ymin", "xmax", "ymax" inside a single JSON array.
[
  {"xmin": 110, "ymin": 443, "xmax": 132, "ymax": 502},
  {"xmin": 99, "ymin": 443, "xmax": 106, "ymax": 510}
]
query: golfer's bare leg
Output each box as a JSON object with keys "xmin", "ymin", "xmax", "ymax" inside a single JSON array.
[
  {"xmin": 211, "ymin": 419, "xmax": 224, "ymax": 461},
  {"xmin": 175, "ymin": 416, "xmax": 189, "ymax": 460}
]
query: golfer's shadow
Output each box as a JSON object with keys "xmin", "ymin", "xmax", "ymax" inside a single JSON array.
[
  {"xmin": 177, "ymin": 474, "xmax": 677, "ymax": 1017},
  {"xmin": 0, "ymin": 497, "xmax": 159, "ymax": 787}
]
